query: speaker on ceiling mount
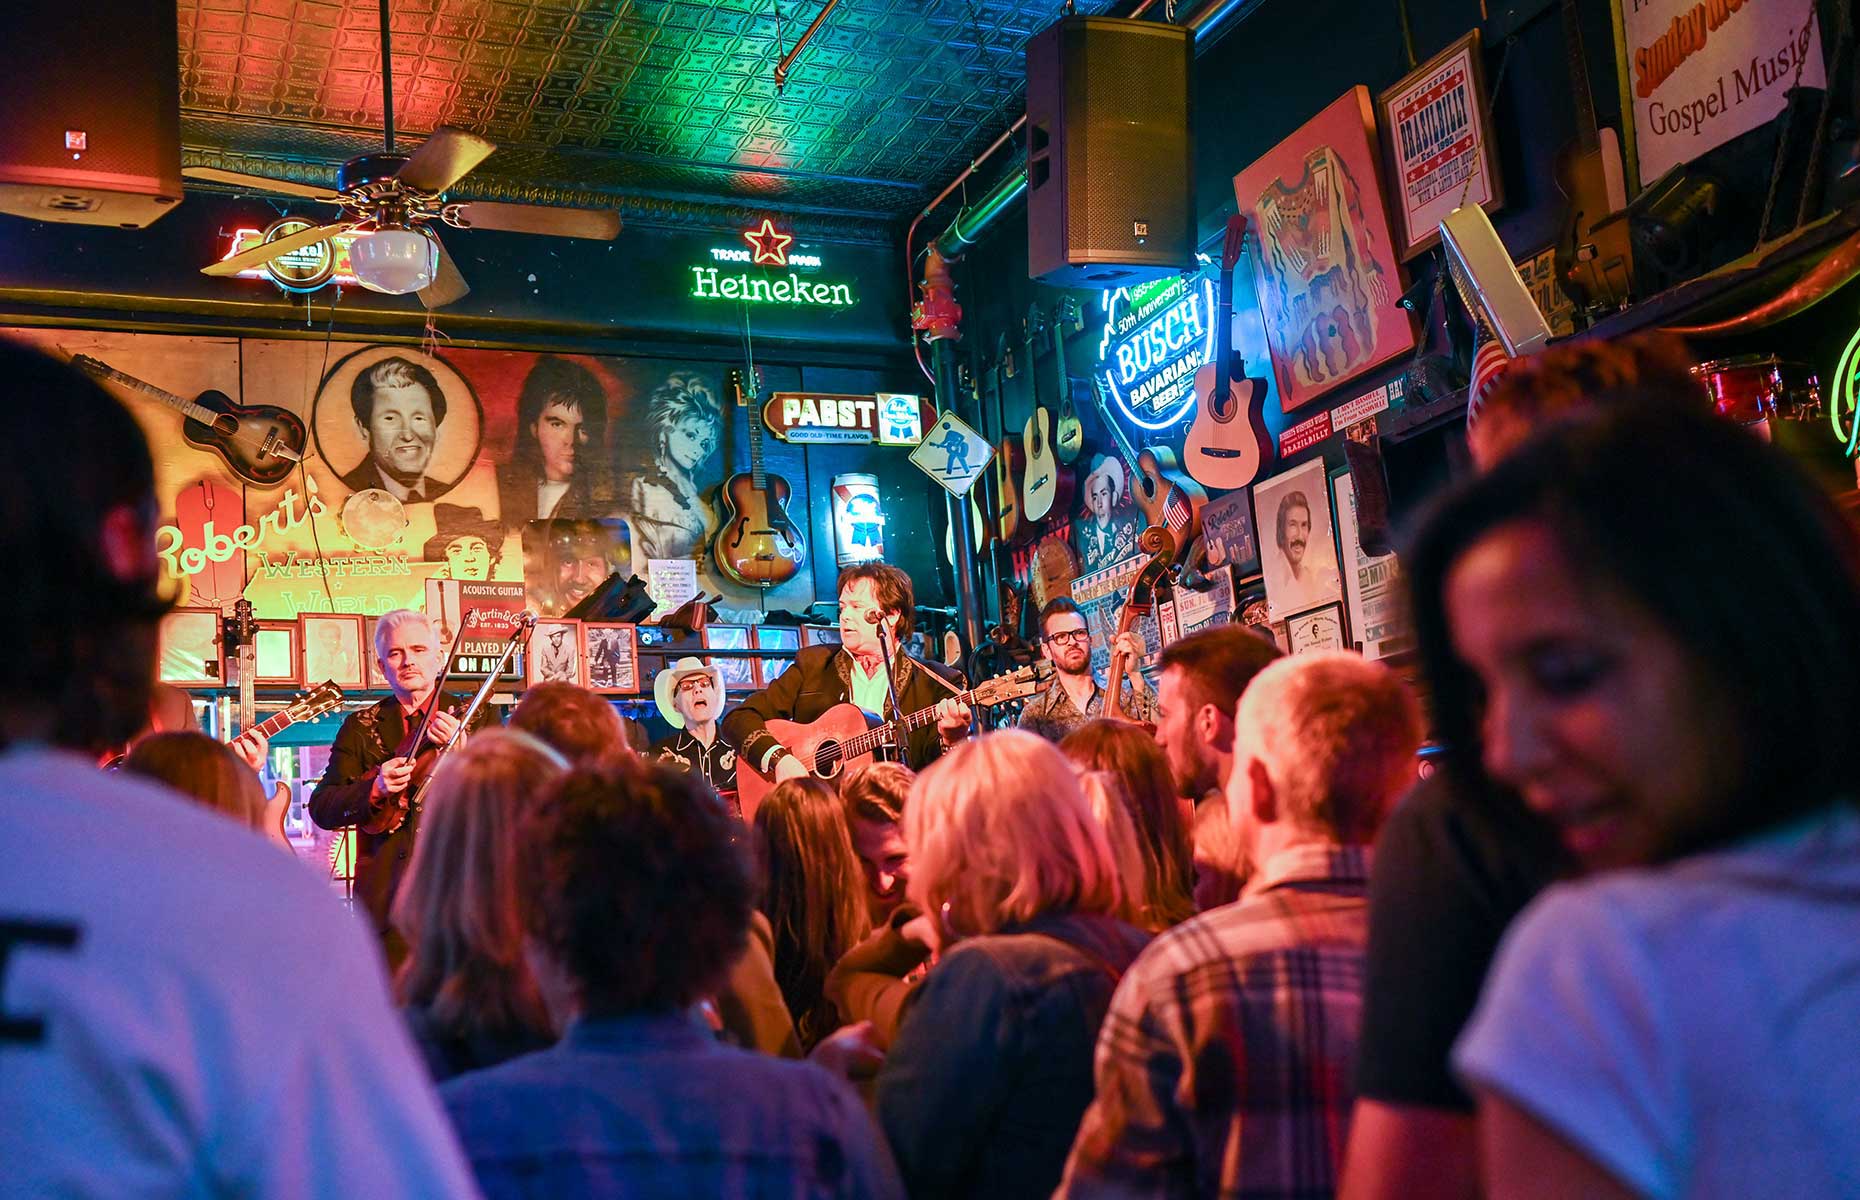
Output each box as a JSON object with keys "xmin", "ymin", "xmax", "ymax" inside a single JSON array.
[
  {"xmin": 1025, "ymin": 16, "xmax": 1195, "ymax": 288},
  {"xmin": 0, "ymin": 0, "xmax": 183, "ymax": 229}
]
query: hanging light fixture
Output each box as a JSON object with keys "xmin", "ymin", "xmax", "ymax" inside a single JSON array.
[{"xmin": 347, "ymin": 225, "xmax": 437, "ymax": 295}]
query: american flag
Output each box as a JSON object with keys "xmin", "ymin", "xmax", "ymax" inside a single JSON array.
[
  {"xmin": 1164, "ymin": 488, "xmax": 1193, "ymax": 536},
  {"xmin": 1467, "ymin": 330, "xmax": 1512, "ymax": 428}
]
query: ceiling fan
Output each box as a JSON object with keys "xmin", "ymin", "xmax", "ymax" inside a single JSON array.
[{"xmin": 192, "ymin": 0, "xmax": 621, "ymax": 309}]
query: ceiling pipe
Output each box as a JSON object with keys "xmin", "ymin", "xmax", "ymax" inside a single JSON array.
[{"xmin": 775, "ymin": 0, "xmax": 844, "ymax": 95}]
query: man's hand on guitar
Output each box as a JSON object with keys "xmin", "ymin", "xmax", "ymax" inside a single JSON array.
[
  {"xmin": 935, "ymin": 698, "xmax": 974, "ymax": 745},
  {"xmin": 230, "ymin": 730, "xmax": 269, "ymax": 774},
  {"xmin": 773, "ymin": 752, "xmax": 809, "ymax": 783},
  {"xmin": 372, "ymin": 756, "xmax": 416, "ymax": 801},
  {"xmin": 425, "ymin": 709, "xmax": 464, "ymax": 748}
]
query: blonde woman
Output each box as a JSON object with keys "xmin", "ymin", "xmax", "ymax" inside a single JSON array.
[
  {"xmin": 876, "ymin": 730, "xmax": 1152, "ymax": 1200},
  {"xmin": 391, "ymin": 730, "xmax": 568, "ymax": 1082},
  {"xmin": 1077, "ymin": 770, "xmax": 1151, "ymax": 928}
]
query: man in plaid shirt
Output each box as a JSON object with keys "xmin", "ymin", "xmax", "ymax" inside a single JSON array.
[{"xmin": 1056, "ymin": 651, "xmax": 1423, "ymax": 1199}]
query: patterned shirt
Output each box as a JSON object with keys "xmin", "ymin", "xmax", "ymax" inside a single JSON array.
[
  {"xmin": 652, "ymin": 729, "xmax": 738, "ymax": 810},
  {"xmin": 1056, "ymin": 843, "xmax": 1372, "ymax": 1200},
  {"xmin": 1018, "ymin": 672, "xmax": 1156, "ymax": 743}
]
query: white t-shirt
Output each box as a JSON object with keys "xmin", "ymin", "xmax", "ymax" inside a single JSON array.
[
  {"xmin": 1455, "ymin": 804, "xmax": 1860, "ymax": 1199},
  {"xmin": 0, "ymin": 748, "xmax": 480, "ymax": 1198}
]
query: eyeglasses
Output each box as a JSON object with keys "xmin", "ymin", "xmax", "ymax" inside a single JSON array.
[{"xmin": 1044, "ymin": 630, "xmax": 1090, "ymax": 646}]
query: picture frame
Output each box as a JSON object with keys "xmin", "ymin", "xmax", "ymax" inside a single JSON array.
[
  {"xmin": 581, "ymin": 622, "xmax": 640, "ymax": 695},
  {"xmin": 364, "ymin": 617, "xmax": 390, "ymax": 690},
  {"xmin": 158, "ymin": 608, "xmax": 222, "ymax": 687},
  {"xmin": 704, "ymin": 625, "xmax": 761, "ymax": 692},
  {"xmin": 299, "ymin": 613, "xmax": 366, "ymax": 691},
  {"xmin": 1233, "ymin": 86, "xmax": 1416, "ymax": 410},
  {"xmin": 253, "ymin": 620, "xmax": 301, "ymax": 687},
  {"xmin": 1252, "ymin": 458, "xmax": 1346, "ymax": 621},
  {"xmin": 753, "ymin": 624, "xmax": 801, "ymax": 687},
  {"xmin": 1331, "ymin": 466, "xmax": 1413, "ymax": 660},
  {"xmin": 1377, "ymin": 29, "xmax": 1503, "ymax": 260},
  {"xmin": 1286, "ymin": 602, "xmax": 1348, "ymax": 655},
  {"xmin": 801, "ymin": 624, "xmax": 843, "ymax": 648},
  {"xmin": 527, "ymin": 619, "xmax": 583, "ymax": 689},
  {"xmin": 1198, "ymin": 488, "xmax": 1260, "ymax": 577}
]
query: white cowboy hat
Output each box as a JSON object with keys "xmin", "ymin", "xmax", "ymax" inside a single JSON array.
[
  {"xmin": 1082, "ymin": 453, "xmax": 1126, "ymax": 504},
  {"xmin": 653, "ymin": 656, "xmax": 725, "ymax": 729}
]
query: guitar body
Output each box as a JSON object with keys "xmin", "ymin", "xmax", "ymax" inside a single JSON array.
[
  {"xmin": 714, "ymin": 470, "xmax": 806, "ymax": 587},
  {"xmin": 995, "ymin": 437, "xmax": 1030, "ymax": 545},
  {"xmin": 1053, "ymin": 386, "xmax": 1085, "ymax": 465},
  {"xmin": 1553, "ymin": 128, "xmax": 1633, "ymax": 312},
  {"xmin": 736, "ymin": 703, "xmax": 880, "ymax": 816},
  {"xmin": 1133, "ymin": 446, "xmax": 1208, "ymax": 546},
  {"xmin": 1183, "ymin": 368, "xmax": 1273, "ymax": 490},
  {"xmin": 263, "ymin": 782, "xmax": 294, "ymax": 855},
  {"xmin": 1020, "ymin": 407, "xmax": 1075, "ymax": 523}
]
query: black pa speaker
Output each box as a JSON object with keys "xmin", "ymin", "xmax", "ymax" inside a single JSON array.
[
  {"xmin": 0, "ymin": 0, "xmax": 182, "ymax": 228},
  {"xmin": 1025, "ymin": 16, "xmax": 1194, "ymax": 287}
]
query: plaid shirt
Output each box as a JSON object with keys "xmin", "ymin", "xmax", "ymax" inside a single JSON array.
[{"xmin": 1056, "ymin": 843, "xmax": 1372, "ymax": 1200}]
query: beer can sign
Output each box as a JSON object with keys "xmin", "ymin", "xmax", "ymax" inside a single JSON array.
[{"xmin": 831, "ymin": 474, "xmax": 886, "ymax": 567}]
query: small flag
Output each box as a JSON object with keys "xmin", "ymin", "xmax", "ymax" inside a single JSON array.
[
  {"xmin": 1164, "ymin": 488, "xmax": 1192, "ymax": 534},
  {"xmin": 1467, "ymin": 333, "xmax": 1511, "ymax": 428}
]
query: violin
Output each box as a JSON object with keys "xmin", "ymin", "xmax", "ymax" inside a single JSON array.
[{"xmin": 1102, "ymin": 525, "xmax": 1176, "ymax": 728}]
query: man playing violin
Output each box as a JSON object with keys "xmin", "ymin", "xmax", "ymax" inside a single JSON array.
[{"xmin": 310, "ymin": 608, "xmax": 499, "ymax": 964}]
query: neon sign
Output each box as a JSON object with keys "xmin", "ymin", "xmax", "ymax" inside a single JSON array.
[
  {"xmin": 1832, "ymin": 323, "xmax": 1860, "ymax": 457},
  {"xmin": 688, "ymin": 219, "xmax": 854, "ymax": 307},
  {"xmin": 1095, "ymin": 271, "xmax": 1217, "ymax": 430},
  {"xmin": 221, "ymin": 219, "xmax": 362, "ymax": 293}
]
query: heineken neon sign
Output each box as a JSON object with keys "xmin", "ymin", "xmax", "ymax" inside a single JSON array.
[
  {"xmin": 688, "ymin": 219, "xmax": 855, "ymax": 308},
  {"xmin": 1096, "ymin": 270, "xmax": 1215, "ymax": 430}
]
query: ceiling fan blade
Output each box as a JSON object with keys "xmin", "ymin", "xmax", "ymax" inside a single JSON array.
[
  {"xmin": 420, "ymin": 232, "xmax": 471, "ymax": 309},
  {"xmin": 396, "ymin": 126, "xmax": 496, "ymax": 195},
  {"xmin": 449, "ymin": 200, "xmax": 622, "ymax": 241},
  {"xmin": 202, "ymin": 220, "xmax": 356, "ymax": 277},
  {"xmin": 183, "ymin": 166, "xmax": 342, "ymax": 203}
]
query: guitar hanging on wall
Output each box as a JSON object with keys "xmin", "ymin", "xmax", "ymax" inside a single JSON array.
[
  {"xmin": 1021, "ymin": 304, "xmax": 1076, "ymax": 525},
  {"xmin": 1183, "ymin": 215, "xmax": 1274, "ymax": 490},
  {"xmin": 1552, "ymin": 0, "xmax": 1633, "ymax": 314},
  {"xmin": 70, "ymin": 354, "xmax": 308, "ymax": 488},
  {"xmin": 994, "ymin": 332, "xmax": 1030, "ymax": 546},
  {"xmin": 1088, "ymin": 377, "xmax": 1208, "ymax": 559},
  {"xmin": 714, "ymin": 365, "xmax": 806, "ymax": 587}
]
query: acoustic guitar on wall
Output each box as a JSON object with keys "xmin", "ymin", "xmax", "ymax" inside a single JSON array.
[
  {"xmin": 1088, "ymin": 377, "xmax": 1207, "ymax": 557},
  {"xmin": 994, "ymin": 334, "xmax": 1030, "ymax": 545},
  {"xmin": 70, "ymin": 354, "xmax": 307, "ymax": 488},
  {"xmin": 1183, "ymin": 215, "xmax": 1274, "ymax": 491},
  {"xmin": 1049, "ymin": 299, "xmax": 1088, "ymax": 465},
  {"xmin": 1021, "ymin": 306, "xmax": 1076, "ymax": 525},
  {"xmin": 714, "ymin": 366, "xmax": 806, "ymax": 587},
  {"xmin": 1552, "ymin": 0, "xmax": 1633, "ymax": 314}
]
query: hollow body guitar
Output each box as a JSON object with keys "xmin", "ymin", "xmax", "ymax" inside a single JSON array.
[
  {"xmin": 715, "ymin": 367, "xmax": 806, "ymax": 587},
  {"xmin": 1183, "ymin": 215, "xmax": 1274, "ymax": 491},
  {"xmin": 71, "ymin": 354, "xmax": 307, "ymax": 487},
  {"xmin": 1089, "ymin": 378, "xmax": 1207, "ymax": 558},
  {"xmin": 735, "ymin": 662, "xmax": 1050, "ymax": 814}
]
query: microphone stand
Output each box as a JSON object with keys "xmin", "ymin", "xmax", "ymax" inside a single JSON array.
[
  {"xmin": 404, "ymin": 612, "xmax": 537, "ymax": 813},
  {"xmin": 872, "ymin": 618, "xmax": 911, "ymax": 763}
]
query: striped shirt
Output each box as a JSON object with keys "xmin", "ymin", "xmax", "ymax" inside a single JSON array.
[{"xmin": 1056, "ymin": 843, "xmax": 1372, "ymax": 1200}]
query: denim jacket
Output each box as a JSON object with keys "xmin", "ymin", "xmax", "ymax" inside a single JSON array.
[{"xmin": 875, "ymin": 911, "xmax": 1152, "ymax": 1200}]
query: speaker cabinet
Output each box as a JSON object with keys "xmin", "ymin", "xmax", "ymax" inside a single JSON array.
[
  {"xmin": 0, "ymin": 0, "xmax": 182, "ymax": 228},
  {"xmin": 1025, "ymin": 16, "xmax": 1194, "ymax": 288}
]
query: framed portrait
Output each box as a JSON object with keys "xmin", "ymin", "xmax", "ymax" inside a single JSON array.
[
  {"xmin": 1234, "ymin": 86, "xmax": 1416, "ymax": 410},
  {"xmin": 1253, "ymin": 458, "xmax": 1345, "ymax": 620},
  {"xmin": 582, "ymin": 623, "xmax": 640, "ymax": 695},
  {"xmin": 299, "ymin": 613, "xmax": 366, "ymax": 690},
  {"xmin": 310, "ymin": 344, "xmax": 483, "ymax": 505},
  {"xmin": 253, "ymin": 621, "xmax": 301, "ymax": 687},
  {"xmin": 364, "ymin": 617, "xmax": 390, "ymax": 690},
  {"xmin": 704, "ymin": 625, "xmax": 760, "ymax": 692},
  {"xmin": 1198, "ymin": 488, "xmax": 1259, "ymax": 576},
  {"xmin": 1377, "ymin": 29, "xmax": 1503, "ymax": 259},
  {"xmin": 801, "ymin": 625, "xmax": 842, "ymax": 648},
  {"xmin": 753, "ymin": 625, "xmax": 801, "ymax": 688},
  {"xmin": 158, "ymin": 608, "xmax": 222, "ymax": 687},
  {"xmin": 1286, "ymin": 602, "xmax": 1348, "ymax": 655},
  {"xmin": 527, "ymin": 619, "xmax": 583, "ymax": 688}
]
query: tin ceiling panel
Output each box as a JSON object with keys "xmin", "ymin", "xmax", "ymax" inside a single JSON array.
[{"xmin": 176, "ymin": 0, "xmax": 1112, "ymax": 225}]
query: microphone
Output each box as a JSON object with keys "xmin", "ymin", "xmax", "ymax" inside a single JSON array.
[
  {"xmin": 864, "ymin": 610, "xmax": 884, "ymax": 625},
  {"xmin": 505, "ymin": 610, "xmax": 540, "ymax": 643}
]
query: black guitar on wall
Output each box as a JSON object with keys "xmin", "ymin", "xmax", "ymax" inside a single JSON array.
[{"xmin": 71, "ymin": 355, "xmax": 307, "ymax": 488}]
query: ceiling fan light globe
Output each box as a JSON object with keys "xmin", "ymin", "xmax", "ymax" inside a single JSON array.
[{"xmin": 350, "ymin": 228, "xmax": 436, "ymax": 295}]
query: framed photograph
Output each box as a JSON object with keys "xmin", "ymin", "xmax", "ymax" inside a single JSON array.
[
  {"xmin": 704, "ymin": 625, "xmax": 760, "ymax": 692},
  {"xmin": 1286, "ymin": 602, "xmax": 1348, "ymax": 655},
  {"xmin": 1198, "ymin": 488, "xmax": 1260, "ymax": 576},
  {"xmin": 364, "ymin": 617, "xmax": 390, "ymax": 690},
  {"xmin": 802, "ymin": 625, "xmax": 842, "ymax": 648},
  {"xmin": 1234, "ymin": 86, "xmax": 1416, "ymax": 410},
  {"xmin": 1253, "ymin": 458, "xmax": 1345, "ymax": 620},
  {"xmin": 1269, "ymin": 619, "xmax": 1291, "ymax": 653},
  {"xmin": 753, "ymin": 625, "xmax": 801, "ymax": 687},
  {"xmin": 299, "ymin": 613, "xmax": 366, "ymax": 690},
  {"xmin": 527, "ymin": 619, "xmax": 583, "ymax": 688},
  {"xmin": 582, "ymin": 623, "xmax": 640, "ymax": 695},
  {"xmin": 253, "ymin": 621, "xmax": 301, "ymax": 687},
  {"xmin": 158, "ymin": 608, "xmax": 222, "ymax": 687},
  {"xmin": 1331, "ymin": 467, "xmax": 1414, "ymax": 660},
  {"xmin": 1377, "ymin": 29, "xmax": 1503, "ymax": 259}
]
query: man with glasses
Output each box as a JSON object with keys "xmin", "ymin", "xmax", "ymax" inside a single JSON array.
[{"xmin": 1018, "ymin": 597, "xmax": 1153, "ymax": 743}]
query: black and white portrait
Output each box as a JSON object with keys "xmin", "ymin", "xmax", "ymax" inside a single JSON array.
[
  {"xmin": 528, "ymin": 620, "xmax": 582, "ymax": 687},
  {"xmin": 1252, "ymin": 458, "xmax": 1344, "ymax": 620},
  {"xmin": 313, "ymin": 345, "xmax": 483, "ymax": 505}
]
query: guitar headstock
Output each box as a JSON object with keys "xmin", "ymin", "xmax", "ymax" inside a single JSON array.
[
  {"xmin": 283, "ymin": 680, "xmax": 345, "ymax": 725},
  {"xmin": 727, "ymin": 366, "xmax": 763, "ymax": 407},
  {"xmin": 972, "ymin": 660, "xmax": 1053, "ymax": 707},
  {"xmin": 1059, "ymin": 296, "xmax": 1084, "ymax": 333},
  {"xmin": 226, "ymin": 598, "xmax": 257, "ymax": 648},
  {"xmin": 1221, "ymin": 213, "xmax": 1250, "ymax": 272}
]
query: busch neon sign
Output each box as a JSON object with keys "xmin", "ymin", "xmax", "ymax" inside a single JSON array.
[{"xmin": 1096, "ymin": 271, "xmax": 1216, "ymax": 430}]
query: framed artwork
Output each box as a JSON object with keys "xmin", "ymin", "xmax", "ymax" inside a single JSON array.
[
  {"xmin": 753, "ymin": 625, "xmax": 801, "ymax": 687},
  {"xmin": 1377, "ymin": 30, "xmax": 1503, "ymax": 259},
  {"xmin": 1234, "ymin": 86, "xmax": 1416, "ymax": 410},
  {"xmin": 1331, "ymin": 467, "xmax": 1413, "ymax": 660},
  {"xmin": 1253, "ymin": 458, "xmax": 1345, "ymax": 620},
  {"xmin": 253, "ymin": 621, "xmax": 301, "ymax": 686},
  {"xmin": 582, "ymin": 623, "xmax": 640, "ymax": 695},
  {"xmin": 802, "ymin": 625, "xmax": 842, "ymax": 648},
  {"xmin": 527, "ymin": 619, "xmax": 583, "ymax": 688},
  {"xmin": 299, "ymin": 613, "xmax": 366, "ymax": 690},
  {"xmin": 704, "ymin": 625, "xmax": 760, "ymax": 692},
  {"xmin": 364, "ymin": 617, "xmax": 390, "ymax": 690},
  {"xmin": 158, "ymin": 608, "xmax": 222, "ymax": 687},
  {"xmin": 1198, "ymin": 488, "xmax": 1260, "ymax": 576},
  {"xmin": 1286, "ymin": 602, "xmax": 1348, "ymax": 655}
]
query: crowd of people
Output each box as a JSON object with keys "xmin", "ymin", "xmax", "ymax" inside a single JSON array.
[{"xmin": 4, "ymin": 330, "xmax": 1858, "ymax": 1198}]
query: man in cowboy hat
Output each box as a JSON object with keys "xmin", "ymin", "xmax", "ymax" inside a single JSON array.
[
  {"xmin": 423, "ymin": 504, "xmax": 503, "ymax": 581},
  {"xmin": 1076, "ymin": 453, "xmax": 1138, "ymax": 574},
  {"xmin": 651, "ymin": 656, "xmax": 737, "ymax": 807}
]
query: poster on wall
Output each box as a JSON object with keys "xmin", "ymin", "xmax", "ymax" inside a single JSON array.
[
  {"xmin": 1377, "ymin": 30, "xmax": 1503, "ymax": 259},
  {"xmin": 1234, "ymin": 86, "xmax": 1416, "ymax": 411},
  {"xmin": 1252, "ymin": 458, "xmax": 1344, "ymax": 620},
  {"xmin": 1612, "ymin": 0, "xmax": 1825, "ymax": 189},
  {"xmin": 583, "ymin": 623, "xmax": 640, "ymax": 694},
  {"xmin": 1332, "ymin": 468, "xmax": 1413, "ymax": 660},
  {"xmin": 1198, "ymin": 489, "xmax": 1259, "ymax": 576}
]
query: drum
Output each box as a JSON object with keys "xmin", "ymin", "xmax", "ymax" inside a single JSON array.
[{"xmin": 1691, "ymin": 355, "xmax": 1822, "ymax": 424}]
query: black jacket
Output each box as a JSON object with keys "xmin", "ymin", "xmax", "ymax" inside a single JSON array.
[{"xmin": 722, "ymin": 644, "xmax": 966, "ymax": 775}]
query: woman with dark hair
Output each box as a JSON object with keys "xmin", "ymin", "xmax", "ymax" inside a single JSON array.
[
  {"xmin": 1061, "ymin": 719, "xmax": 1195, "ymax": 929},
  {"xmin": 1403, "ymin": 404, "xmax": 1860, "ymax": 1198},
  {"xmin": 753, "ymin": 776, "xmax": 869, "ymax": 1051},
  {"xmin": 496, "ymin": 356, "xmax": 608, "ymax": 528}
]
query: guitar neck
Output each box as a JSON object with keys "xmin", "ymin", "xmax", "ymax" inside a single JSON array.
[
  {"xmin": 1562, "ymin": 0, "xmax": 1600, "ymax": 152},
  {"xmin": 249, "ymin": 706, "xmax": 302, "ymax": 740},
  {"xmin": 1093, "ymin": 379, "xmax": 1144, "ymax": 477},
  {"xmin": 739, "ymin": 371, "xmax": 767, "ymax": 489},
  {"xmin": 75, "ymin": 358, "xmax": 219, "ymax": 425},
  {"xmin": 839, "ymin": 679, "xmax": 989, "ymax": 760}
]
